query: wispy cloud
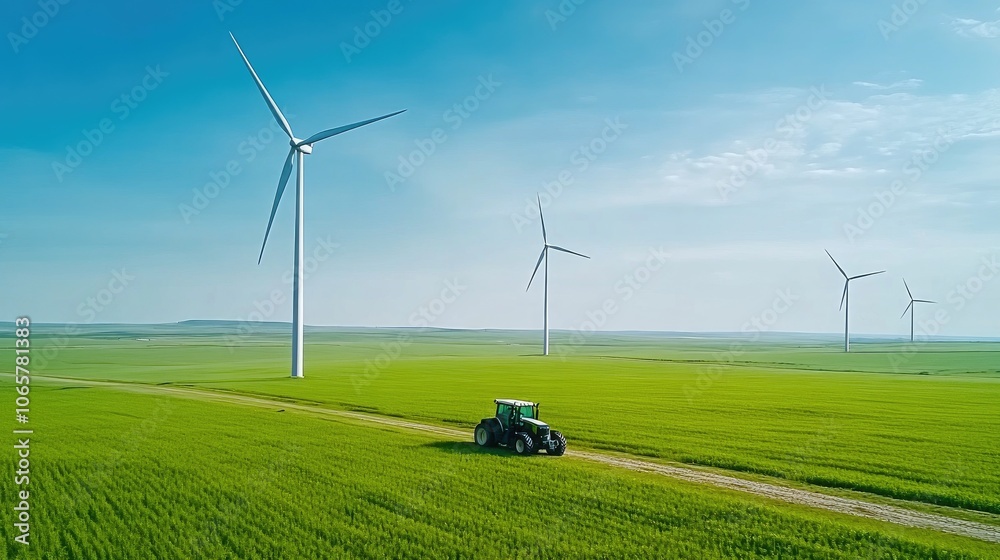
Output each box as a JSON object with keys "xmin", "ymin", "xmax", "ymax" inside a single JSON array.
[
  {"xmin": 852, "ymin": 79, "xmax": 923, "ymax": 91},
  {"xmin": 563, "ymin": 86, "xmax": 1000, "ymax": 212},
  {"xmin": 951, "ymin": 15, "xmax": 1000, "ymax": 39}
]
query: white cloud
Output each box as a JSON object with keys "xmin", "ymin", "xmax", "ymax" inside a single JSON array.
[
  {"xmin": 804, "ymin": 167, "xmax": 865, "ymax": 176},
  {"xmin": 810, "ymin": 142, "xmax": 842, "ymax": 158},
  {"xmin": 951, "ymin": 16, "xmax": 1000, "ymax": 38},
  {"xmin": 563, "ymin": 86, "xmax": 1000, "ymax": 213},
  {"xmin": 853, "ymin": 79, "xmax": 924, "ymax": 90}
]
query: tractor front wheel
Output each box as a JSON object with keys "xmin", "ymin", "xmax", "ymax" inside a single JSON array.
[
  {"xmin": 513, "ymin": 432, "xmax": 535, "ymax": 455},
  {"xmin": 546, "ymin": 431, "xmax": 567, "ymax": 456},
  {"xmin": 474, "ymin": 423, "xmax": 496, "ymax": 447}
]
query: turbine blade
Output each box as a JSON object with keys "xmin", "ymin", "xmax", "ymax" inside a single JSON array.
[
  {"xmin": 537, "ymin": 194, "xmax": 547, "ymax": 244},
  {"xmin": 825, "ymin": 250, "xmax": 847, "ymax": 278},
  {"xmin": 526, "ymin": 248, "xmax": 546, "ymax": 291},
  {"xmin": 850, "ymin": 270, "xmax": 885, "ymax": 280},
  {"xmin": 903, "ymin": 278, "xmax": 913, "ymax": 300},
  {"xmin": 300, "ymin": 110, "xmax": 406, "ymax": 146},
  {"xmin": 914, "ymin": 299, "xmax": 936, "ymax": 304},
  {"xmin": 230, "ymin": 33, "xmax": 294, "ymax": 139},
  {"xmin": 839, "ymin": 282, "xmax": 848, "ymax": 311},
  {"xmin": 257, "ymin": 148, "xmax": 296, "ymax": 264},
  {"xmin": 548, "ymin": 245, "xmax": 590, "ymax": 259},
  {"xmin": 900, "ymin": 301, "xmax": 913, "ymax": 319}
]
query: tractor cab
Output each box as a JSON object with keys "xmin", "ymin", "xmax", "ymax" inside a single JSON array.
[{"xmin": 495, "ymin": 399, "xmax": 538, "ymax": 429}]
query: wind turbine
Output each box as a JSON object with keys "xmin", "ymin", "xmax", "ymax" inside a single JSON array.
[
  {"xmin": 900, "ymin": 279, "xmax": 935, "ymax": 343},
  {"xmin": 231, "ymin": 33, "xmax": 404, "ymax": 378},
  {"xmin": 826, "ymin": 250, "xmax": 884, "ymax": 353},
  {"xmin": 526, "ymin": 195, "xmax": 589, "ymax": 356}
]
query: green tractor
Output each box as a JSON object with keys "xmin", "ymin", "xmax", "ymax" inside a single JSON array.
[{"xmin": 474, "ymin": 399, "xmax": 567, "ymax": 456}]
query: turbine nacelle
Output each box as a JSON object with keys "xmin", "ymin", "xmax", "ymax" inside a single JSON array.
[{"xmin": 292, "ymin": 139, "xmax": 313, "ymax": 154}]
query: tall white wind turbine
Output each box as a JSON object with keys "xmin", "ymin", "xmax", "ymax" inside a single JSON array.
[
  {"xmin": 826, "ymin": 250, "xmax": 884, "ymax": 353},
  {"xmin": 526, "ymin": 195, "xmax": 589, "ymax": 356},
  {"xmin": 900, "ymin": 279, "xmax": 935, "ymax": 343},
  {"xmin": 231, "ymin": 33, "xmax": 405, "ymax": 378}
]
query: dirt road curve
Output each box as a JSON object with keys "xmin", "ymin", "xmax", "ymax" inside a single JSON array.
[{"xmin": 37, "ymin": 375, "xmax": 1000, "ymax": 544}]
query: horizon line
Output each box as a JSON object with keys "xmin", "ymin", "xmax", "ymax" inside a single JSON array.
[{"xmin": 4, "ymin": 320, "xmax": 999, "ymax": 341}]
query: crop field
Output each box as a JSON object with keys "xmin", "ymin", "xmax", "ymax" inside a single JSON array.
[
  {"xmin": 3, "ymin": 324, "xmax": 1000, "ymax": 558},
  {"xmin": 1, "ymin": 382, "xmax": 998, "ymax": 559}
]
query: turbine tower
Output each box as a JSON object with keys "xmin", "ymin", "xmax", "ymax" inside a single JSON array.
[
  {"xmin": 826, "ymin": 250, "xmax": 884, "ymax": 353},
  {"xmin": 900, "ymin": 279, "xmax": 935, "ymax": 343},
  {"xmin": 526, "ymin": 195, "xmax": 589, "ymax": 356},
  {"xmin": 231, "ymin": 33, "xmax": 404, "ymax": 378}
]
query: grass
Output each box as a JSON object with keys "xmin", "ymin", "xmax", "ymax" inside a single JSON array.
[
  {"xmin": 2, "ymin": 383, "xmax": 998, "ymax": 559},
  {"xmin": 9, "ymin": 325, "xmax": 1000, "ymax": 518}
]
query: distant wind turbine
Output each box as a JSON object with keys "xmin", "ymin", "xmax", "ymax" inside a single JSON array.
[
  {"xmin": 231, "ymin": 33, "xmax": 405, "ymax": 378},
  {"xmin": 900, "ymin": 279, "xmax": 935, "ymax": 343},
  {"xmin": 526, "ymin": 196, "xmax": 589, "ymax": 356},
  {"xmin": 826, "ymin": 250, "xmax": 885, "ymax": 353}
]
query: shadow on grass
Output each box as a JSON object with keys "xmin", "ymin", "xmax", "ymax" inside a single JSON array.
[{"xmin": 422, "ymin": 441, "xmax": 553, "ymax": 459}]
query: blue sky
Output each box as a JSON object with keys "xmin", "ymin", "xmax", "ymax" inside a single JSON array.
[{"xmin": 1, "ymin": 0, "xmax": 999, "ymax": 337}]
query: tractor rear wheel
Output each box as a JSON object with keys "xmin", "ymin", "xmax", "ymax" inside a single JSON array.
[
  {"xmin": 474, "ymin": 423, "xmax": 496, "ymax": 447},
  {"xmin": 513, "ymin": 432, "xmax": 535, "ymax": 455},
  {"xmin": 546, "ymin": 431, "xmax": 567, "ymax": 456}
]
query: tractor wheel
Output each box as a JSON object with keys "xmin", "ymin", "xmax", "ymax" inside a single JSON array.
[
  {"xmin": 546, "ymin": 431, "xmax": 567, "ymax": 456},
  {"xmin": 474, "ymin": 423, "xmax": 496, "ymax": 447},
  {"xmin": 513, "ymin": 432, "xmax": 535, "ymax": 455}
]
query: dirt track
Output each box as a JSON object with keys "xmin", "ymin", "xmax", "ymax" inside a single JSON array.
[{"xmin": 35, "ymin": 375, "xmax": 1000, "ymax": 544}]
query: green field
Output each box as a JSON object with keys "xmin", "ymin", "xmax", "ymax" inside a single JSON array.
[
  {"xmin": 2, "ymin": 383, "xmax": 998, "ymax": 559},
  {"xmin": 3, "ymin": 324, "xmax": 1000, "ymax": 558}
]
